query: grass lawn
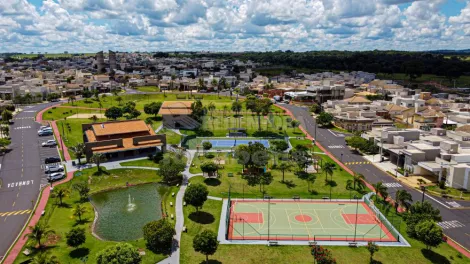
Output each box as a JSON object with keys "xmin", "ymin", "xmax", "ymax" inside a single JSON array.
[
  {"xmin": 179, "ymin": 196, "xmax": 467, "ymax": 264},
  {"xmin": 120, "ymin": 158, "xmax": 160, "ymax": 168},
  {"xmin": 289, "ymin": 138, "xmax": 324, "ymax": 153},
  {"xmin": 159, "ymin": 128, "xmax": 183, "ymax": 145},
  {"xmin": 42, "ymin": 107, "xmax": 104, "ymax": 121},
  {"xmin": 135, "ymin": 86, "xmax": 160, "ymax": 92},
  {"xmin": 14, "ymin": 167, "xmax": 171, "ymax": 264},
  {"xmin": 189, "ymin": 152, "xmax": 367, "ymax": 199},
  {"xmin": 427, "ymin": 185, "xmax": 470, "ymax": 200}
]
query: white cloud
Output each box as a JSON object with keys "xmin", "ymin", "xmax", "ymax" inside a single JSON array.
[{"xmin": 0, "ymin": 0, "xmax": 469, "ymax": 52}]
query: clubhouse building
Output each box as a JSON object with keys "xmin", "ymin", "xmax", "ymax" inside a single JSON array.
[
  {"xmin": 158, "ymin": 101, "xmax": 200, "ymax": 129},
  {"xmin": 83, "ymin": 120, "xmax": 166, "ymax": 161}
]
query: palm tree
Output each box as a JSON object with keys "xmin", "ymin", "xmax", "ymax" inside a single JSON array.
[
  {"xmin": 24, "ymin": 223, "xmax": 55, "ymax": 248},
  {"xmin": 88, "ymin": 115, "xmax": 98, "ymax": 123},
  {"xmin": 322, "ymin": 161, "xmax": 336, "ymax": 182},
  {"xmin": 30, "ymin": 252, "xmax": 59, "ymax": 264},
  {"xmin": 69, "ymin": 143, "xmax": 86, "ymax": 164},
  {"xmin": 352, "ymin": 173, "xmax": 366, "ymax": 190},
  {"xmin": 73, "ymin": 204, "xmax": 87, "ymax": 222},
  {"xmin": 116, "ymin": 96, "xmax": 123, "ymax": 106},
  {"xmin": 98, "ymin": 100, "xmax": 103, "ymax": 113},
  {"xmin": 211, "ymin": 79, "xmax": 218, "ymax": 92},
  {"xmin": 223, "ymin": 105, "xmax": 228, "ymax": 117},
  {"xmin": 278, "ymin": 162, "xmax": 292, "ymax": 182},
  {"xmin": 208, "ymin": 102, "xmax": 216, "ymax": 118},
  {"xmin": 52, "ymin": 187, "xmax": 70, "ymax": 206},
  {"xmin": 395, "ymin": 189, "xmax": 413, "ymax": 212},
  {"xmin": 373, "ymin": 181, "xmax": 388, "ymax": 202},
  {"xmin": 68, "ymin": 95, "xmax": 76, "ymax": 106},
  {"xmin": 91, "ymin": 153, "xmax": 106, "ymax": 172}
]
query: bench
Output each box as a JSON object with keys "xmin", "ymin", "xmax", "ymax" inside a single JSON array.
[
  {"xmin": 268, "ymin": 241, "xmax": 279, "ymax": 246},
  {"xmin": 348, "ymin": 242, "xmax": 358, "ymax": 247},
  {"xmin": 308, "ymin": 241, "xmax": 317, "ymax": 246},
  {"xmin": 293, "ymin": 195, "xmax": 300, "ymax": 200},
  {"xmin": 322, "ymin": 197, "xmax": 329, "ymax": 200}
]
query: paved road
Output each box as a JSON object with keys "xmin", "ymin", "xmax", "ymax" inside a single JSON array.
[
  {"xmin": 283, "ymin": 104, "xmax": 470, "ymax": 251},
  {"xmin": 0, "ymin": 102, "xmax": 61, "ymax": 260}
]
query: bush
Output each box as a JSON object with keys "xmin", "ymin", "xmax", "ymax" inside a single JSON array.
[
  {"xmin": 270, "ymin": 140, "xmax": 289, "ymax": 152},
  {"xmin": 204, "ymin": 153, "xmax": 215, "ymax": 159},
  {"xmin": 152, "ymin": 152, "xmax": 164, "ymax": 163},
  {"xmin": 96, "ymin": 243, "xmax": 141, "ymax": 264},
  {"xmin": 66, "ymin": 227, "xmax": 86, "ymax": 248}
]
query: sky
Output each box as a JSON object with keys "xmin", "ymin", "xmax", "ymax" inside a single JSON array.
[{"xmin": 0, "ymin": 0, "xmax": 469, "ymax": 53}]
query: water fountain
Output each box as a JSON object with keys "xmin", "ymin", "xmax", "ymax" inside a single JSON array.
[
  {"xmin": 127, "ymin": 194, "xmax": 136, "ymax": 212},
  {"xmin": 90, "ymin": 183, "xmax": 164, "ymax": 241}
]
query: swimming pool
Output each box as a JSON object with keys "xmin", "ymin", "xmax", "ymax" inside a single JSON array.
[{"xmin": 202, "ymin": 139, "xmax": 270, "ymax": 148}]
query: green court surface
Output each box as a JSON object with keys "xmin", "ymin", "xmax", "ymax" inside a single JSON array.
[
  {"xmin": 227, "ymin": 200, "xmax": 398, "ymax": 242},
  {"xmin": 183, "ymin": 137, "xmax": 284, "ymax": 150}
]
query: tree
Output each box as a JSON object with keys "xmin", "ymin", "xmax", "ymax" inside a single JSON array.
[
  {"xmin": 68, "ymin": 95, "xmax": 76, "ymax": 106},
  {"xmin": 415, "ymin": 220, "xmax": 443, "ymax": 250},
  {"xmin": 72, "ymin": 182, "xmax": 90, "ymax": 201},
  {"xmin": 89, "ymin": 115, "xmax": 99, "ymax": 123},
  {"xmin": 231, "ymin": 101, "xmax": 242, "ymax": 115},
  {"xmin": 72, "ymin": 204, "xmax": 87, "ymax": 222},
  {"xmin": 291, "ymin": 120, "xmax": 300, "ymax": 133},
  {"xmin": 372, "ymin": 181, "xmax": 388, "ymax": 202},
  {"xmin": 52, "ymin": 187, "xmax": 69, "ymax": 206},
  {"xmin": 190, "ymin": 100, "xmax": 205, "ymax": 122},
  {"xmin": 366, "ymin": 241, "xmax": 379, "ymax": 262},
  {"xmin": 97, "ymin": 243, "xmax": 141, "ymax": 264},
  {"xmin": 24, "ymin": 223, "xmax": 55, "ymax": 248},
  {"xmin": 259, "ymin": 172, "xmax": 273, "ymax": 192},
  {"xmin": 184, "ymin": 183, "xmax": 209, "ymax": 212},
  {"xmin": 352, "ymin": 173, "xmax": 365, "ymax": 190},
  {"xmin": 158, "ymin": 153, "xmax": 186, "ymax": 183},
  {"xmin": 207, "ymin": 102, "xmax": 216, "ymax": 117},
  {"xmin": 252, "ymin": 98, "xmax": 272, "ymax": 130},
  {"xmin": 105, "ymin": 106, "xmax": 123, "ymax": 120},
  {"xmin": 90, "ymin": 153, "xmax": 106, "ymax": 172},
  {"xmin": 234, "ymin": 142, "xmax": 269, "ymax": 172},
  {"xmin": 193, "ymin": 230, "xmax": 219, "ymax": 264},
  {"xmin": 278, "ymin": 162, "xmax": 292, "ymax": 182},
  {"xmin": 69, "ymin": 143, "xmax": 86, "ymax": 164},
  {"xmin": 322, "ymin": 162, "xmax": 336, "ymax": 182},
  {"xmin": 402, "ymin": 60, "xmax": 425, "ymax": 81},
  {"xmin": 115, "ymin": 96, "xmax": 123, "ymax": 106},
  {"xmin": 200, "ymin": 161, "xmax": 218, "ymax": 176},
  {"xmin": 2, "ymin": 110, "xmax": 13, "ymax": 123},
  {"xmin": 30, "ymin": 252, "xmax": 60, "ymax": 264},
  {"xmin": 143, "ymin": 102, "xmax": 162, "ymax": 117},
  {"xmin": 270, "ymin": 140, "xmax": 289, "ymax": 152},
  {"xmin": 0, "ymin": 138, "xmax": 11, "ymax": 153},
  {"xmin": 66, "ymin": 227, "xmax": 86, "ymax": 248},
  {"xmin": 143, "ymin": 219, "xmax": 176, "ymax": 253},
  {"xmin": 404, "ymin": 201, "xmax": 442, "ymax": 238},
  {"xmin": 395, "ymin": 189, "xmax": 413, "ymax": 212},
  {"xmin": 202, "ymin": 141, "xmax": 212, "ymax": 153},
  {"xmin": 316, "ymin": 112, "xmax": 334, "ymax": 127}
]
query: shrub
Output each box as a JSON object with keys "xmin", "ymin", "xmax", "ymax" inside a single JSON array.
[
  {"xmin": 204, "ymin": 153, "xmax": 215, "ymax": 159},
  {"xmin": 143, "ymin": 219, "xmax": 176, "ymax": 253},
  {"xmin": 96, "ymin": 243, "xmax": 141, "ymax": 264}
]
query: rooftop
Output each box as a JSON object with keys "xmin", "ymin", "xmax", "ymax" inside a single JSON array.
[
  {"xmin": 92, "ymin": 120, "xmax": 151, "ymax": 137},
  {"xmin": 158, "ymin": 101, "xmax": 193, "ymax": 115}
]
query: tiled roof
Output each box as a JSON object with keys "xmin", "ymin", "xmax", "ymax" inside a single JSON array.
[
  {"xmin": 344, "ymin": 96, "xmax": 371, "ymax": 103},
  {"xmin": 158, "ymin": 101, "xmax": 193, "ymax": 115},
  {"xmin": 92, "ymin": 120, "xmax": 151, "ymax": 136}
]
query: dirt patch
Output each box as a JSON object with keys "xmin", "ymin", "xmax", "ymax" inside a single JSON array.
[
  {"xmin": 400, "ymin": 175, "xmax": 435, "ymax": 188},
  {"xmin": 68, "ymin": 113, "xmax": 105, "ymax": 119}
]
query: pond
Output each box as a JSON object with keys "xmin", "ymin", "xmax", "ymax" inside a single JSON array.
[{"xmin": 90, "ymin": 183, "xmax": 164, "ymax": 241}]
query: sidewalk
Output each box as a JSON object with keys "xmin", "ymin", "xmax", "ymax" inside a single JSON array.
[{"xmin": 363, "ymin": 154, "xmax": 404, "ymax": 178}]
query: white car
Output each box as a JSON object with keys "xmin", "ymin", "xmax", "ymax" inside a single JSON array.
[
  {"xmin": 47, "ymin": 172, "xmax": 65, "ymax": 182},
  {"xmin": 42, "ymin": 140, "xmax": 57, "ymax": 147},
  {"xmin": 45, "ymin": 165, "xmax": 64, "ymax": 173},
  {"xmin": 38, "ymin": 127, "xmax": 53, "ymax": 133}
]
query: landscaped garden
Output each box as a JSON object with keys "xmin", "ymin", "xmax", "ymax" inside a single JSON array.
[{"xmin": 14, "ymin": 166, "xmax": 178, "ymax": 264}]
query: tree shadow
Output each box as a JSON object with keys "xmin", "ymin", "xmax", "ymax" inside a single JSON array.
[
  {"xmin": 204, "ymin": 178, "xmax": 221, "ymax": 186},
  {"xmin": 189, "ymin": 211, "xmax": 215, "ymax": 224},
  {"xmin": 370, "ymin": 259, "xmax": 383, "ymax": 264},
  {"xmin": 325, "ymin": 180, "xmax": 337, "ymax": 187},
  {"xmin": 280, "ymin": 180, "xmax": 296, "ymax": 188},
  {"xmin": 199, "ymin": 260, "xmax": 222, "ymax": 264},
  {"xmin": 421, "ymin": 249, "xmax": 451, "ymax": 264},
  {"xmin": 309, "ymin": 190, "xmax": 318, "ymax": 195},
  {"xmin": 69, "ymin": 247, "xmax": 90, "ymax": 259},
  {"xmin": 57, "ymin": 202, "xmax": 72, "ymax": 208},
  {"xmin": 73, "ymin": 218, "xmax": 91, "ymax": 227},
  {"xmin": 93, "ymin": 169, "xmax": 110, "ymax": 176}
]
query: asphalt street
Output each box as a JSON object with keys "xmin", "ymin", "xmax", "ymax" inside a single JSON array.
[
  {"xmin": 283, "ymin": 104, "xmax": 470, "ymax": 251},
  {"xmin": 0, "ymin": 102, "xmax": 61, "ymax": 260}
]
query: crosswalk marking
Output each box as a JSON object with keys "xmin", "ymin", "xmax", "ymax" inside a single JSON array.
[
  {"xmin": 14, "ymin": 117, "xmax": 34, "ymax": 120},
  {"xmin": 383, "ymin": 182, "xmax": 402, "ymax": 188},
  {"xmin": 344, "ymin": 161, "xmax": 371, "ymax": 165},
  {"xmin": 14, "ymin": 126, "xmax": 31, "ymax": 130},
  {"xmin": 328, "ymin": 145, "xmax": 344, "ymax": 149},
  {"xmin": 0, "ymin": 210, "xmax": 31, "ymax": 217},
  {"xmin": 437, "ymin": 220, "xmax": 465, "ymax": 229},
  {"xmin": 446, "ymin": 201, "xmax": 462, "ymax": 208}
]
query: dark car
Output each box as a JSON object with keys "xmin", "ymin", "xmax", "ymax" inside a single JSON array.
[{"xmin": 45, "ymin": 157, "xmax": 61, "ymax": 164}]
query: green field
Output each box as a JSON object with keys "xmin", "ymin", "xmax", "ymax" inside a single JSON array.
[
  {"xmin": 135, "ymin": 86, "xmax": 160, "ymax": 92},
  {"xmin": 14, "ymin": 167, "xmax": 170, "ymax": 264},
  {"xmin": 41, "ymin": 107, "xmax": 103, "ymax": 121},
  {"xmin": 120, "ymin": 158, "xmax": 160, "ymax": 168},
  {"xmin": 189, "ymin": 152, "xmax": 367, "ymax": 199}
]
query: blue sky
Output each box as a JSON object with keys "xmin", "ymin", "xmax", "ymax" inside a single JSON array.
[{"xmin": 0, "ymin": 0, "xmax": 469, "ymax": 53}]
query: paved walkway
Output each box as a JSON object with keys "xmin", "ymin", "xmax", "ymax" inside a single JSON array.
[{"xmin": 51, "ymin": 121, "xmax": 71, "ymax": 161}]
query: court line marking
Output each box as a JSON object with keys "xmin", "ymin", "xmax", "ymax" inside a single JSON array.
[
  {"xmin": 285, "ymin": 209, "xmax": 293, "ymax": 231},
  {"xmin": 295, "ymin": 202, "xmax": 313, "ymax": 237}
]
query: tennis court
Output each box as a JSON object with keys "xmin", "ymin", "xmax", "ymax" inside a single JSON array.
[
  {"xmin": 203, "ymin": 139, "xmax": 270, "ymax": 148},
  {"xmin": 227, "ymin": 199, "xmax": 398, "ymax": 242}
]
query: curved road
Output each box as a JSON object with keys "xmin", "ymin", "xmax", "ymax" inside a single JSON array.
[
  {"xmin": 283, "ymin": 104, "xmax": 470, "ymax": 252},
  {"xmin": 0, "ymin": 102, "xmax": 61, "ymax": 260}
]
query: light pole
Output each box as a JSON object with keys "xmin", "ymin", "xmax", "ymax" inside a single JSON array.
[
  {"xmin": 354, "ymin": 195, "xmax": 359, "ymax": 242},
  {"xmin": 341, "ymin": 153, "xmax": 343, "ymax": 163},
  {"xmin": 420, "ymin": 185, "xmax": 426, "ymax": 203}
]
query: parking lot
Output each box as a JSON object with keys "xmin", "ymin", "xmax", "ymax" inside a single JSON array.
[{"xmin": 37, "ymin": 133, "xmax": 62, "ymax": 188}]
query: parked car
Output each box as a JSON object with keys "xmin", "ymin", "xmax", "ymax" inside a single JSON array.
[
  {"xmin": 42, "ymin": 140, "xmax": 57, "ymax": 147},
  {"xmin": 45, "ymin": 165, "xmax": 64, "ymax": 173},
  {"xmin": 39, "ymin": 126, "xmax": 50, "ymax": 130},
  {"xmin": 38, "ymin": 130, "xmax": 53, "ymax": 137},
  {"xmin": 47, "ymin": 172, "xmax": 65, "ymax": 182},
  {"xmin": 45, "ymin": 157, "xmax": 61, "ymax": 164}
]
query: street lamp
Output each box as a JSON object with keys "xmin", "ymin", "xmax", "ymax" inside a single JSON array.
[
  {"xmin": 341, "ymin": 153, "xmax": 343, "ymax": 163},
  {"xmin": 420, "ymin": 185, "xmax": 426, "ymax": 203}
]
